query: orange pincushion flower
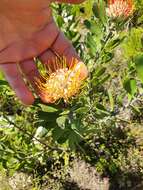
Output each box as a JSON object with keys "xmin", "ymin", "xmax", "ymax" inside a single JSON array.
[
  {"xmin": 35, "ymin": 58, "xmax": 87, "ymax": 103},
  {"xmin": 106, "ymin": 0, "xmax": 134, "ymax": 18}
]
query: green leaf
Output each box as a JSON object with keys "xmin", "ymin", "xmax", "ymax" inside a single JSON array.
[
  {"xmin": 86, "ymin": 34, "xmax": 97, "ymax": 54},
  {"xmin": 75, "ymin": 107, "xmax": 88, "ymax": 114},
  {"xmin": 84, "ymin": 20, "xmax": 91, "ymax": 29},
  {"xmin": 135, "ymin": 55, "xmax": 143, "ymax": 83},
  {"xmin": 0, "ymin": 80, "xmax": 9, "ymax": 86},
  {"xmin": 92, "ymin": 2, "xmax": 100, "ymax": 18},
  {"xmin": 93, "ymin": 0, "xmax": 107, "ymax": 24},
  {"xmin": 56, "ymin": 116, "xmax": 67, "ymax": 128},
  {"xmin": 101, "ymin": 52, "xmax": 114, "ymax": 63},
  {"xmin": 123, "ymin": 78, "xmax": 137, "ymax": 96},
  {"xmin": 0, "ymin": 71, "xmax": 4, "ymax": 80},
  {"xmin": 57, "ymin": 130, "xmax": 69, "ymax": 144},
  {"xmin": 98, "ymin": 0, "xmax": 107, "ymax": 24},
  {"xmin": 37, "ymin": 111, "xmax": 59, "ymax": 121},
  {"xmin": 94, "ymin": 67, "xmax": 106, "ymax": 78},
  {"xmin": 98, "ymin": 74, "xmax": 110, "ymax": 85},
  {"xmin": 56, "ymin": 15, "xmax": 64, "ymax": 27},
  {"xmin": 95, "ymin": 103, "xmax": 110, "ymax": 115},
  {"xmin": 68, "ymin": 130, "xmax": 82, "ymax": 150},
  {"xmin": 52, "ymin": 127, "xmax": 65, "ymax": 141},
  {"xmin": 60, "ymin": 110, "xmax": 70, "ymax": 116},
  {"xmin": 105, "ymin": 37, "xmax": 125, "ymax": 51},
  {"xmin": 39, "ymin": 104, "xmax": 59, "ymax": 113},
  {"xmin": 108, "ymin": 90, "xmax": 114, "ymax": 112}
]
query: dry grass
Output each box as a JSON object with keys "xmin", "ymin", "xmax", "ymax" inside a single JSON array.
[
  {"xmin": 0, "ymin": 172, "xmax": 11, "ymax": 190},
  {"xmin": 0, "ymin": 172, "xmax": 33, "ymax": 190},
  {"xmin": 69, "ymin": 159, "xmax": 110, "ymax": 190}
]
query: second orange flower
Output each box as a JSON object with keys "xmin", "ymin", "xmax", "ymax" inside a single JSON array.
[{"xmin": 106, "ymin": 0, "xmax": 134, "ymax": 18}]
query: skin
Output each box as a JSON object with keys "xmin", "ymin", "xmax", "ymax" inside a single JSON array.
[{"xmin": 0, "ymin": 0, "xmax": 87, "ymax": 105}]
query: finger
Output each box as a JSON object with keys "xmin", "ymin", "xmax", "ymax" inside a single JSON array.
[
  {"xmin": 52, "ymin": 0, "xmax": 85, "ymax": 4},
  {"xmin": 51, "ymin": 31, "xmax": 88, "ymax": 79},
  {"xmin": 52, "ymin": 32, "xmax": 80, "ymax": 66},
  {"xmin": 0, "ymin": 63, "xmax": 35, "ymax": 105},
  {"xmin": 19, "ymin": 59, "xmax": 40, "ymax": 88},
  {"xmin": 38, "ymin": 49, "xmax": 58, "ymax": 72}
]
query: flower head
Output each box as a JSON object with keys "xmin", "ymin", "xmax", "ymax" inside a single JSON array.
[
  {"xmin": 106, "ymin": 0, "xmax": 134, "ymax": 18},
  {"xmin": 35, "ymin": 57, "xmax": 87, "ymax": 103}
]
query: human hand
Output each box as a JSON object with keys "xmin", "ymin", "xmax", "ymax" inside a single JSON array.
[{"xmin": 0, "ymin": 0, "xmax": 87, "ymax": 105}]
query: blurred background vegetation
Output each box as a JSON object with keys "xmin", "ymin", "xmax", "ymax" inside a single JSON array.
[{"xmin": 0, "ymin": 0, "xmax": 143, "ymax": 189}]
